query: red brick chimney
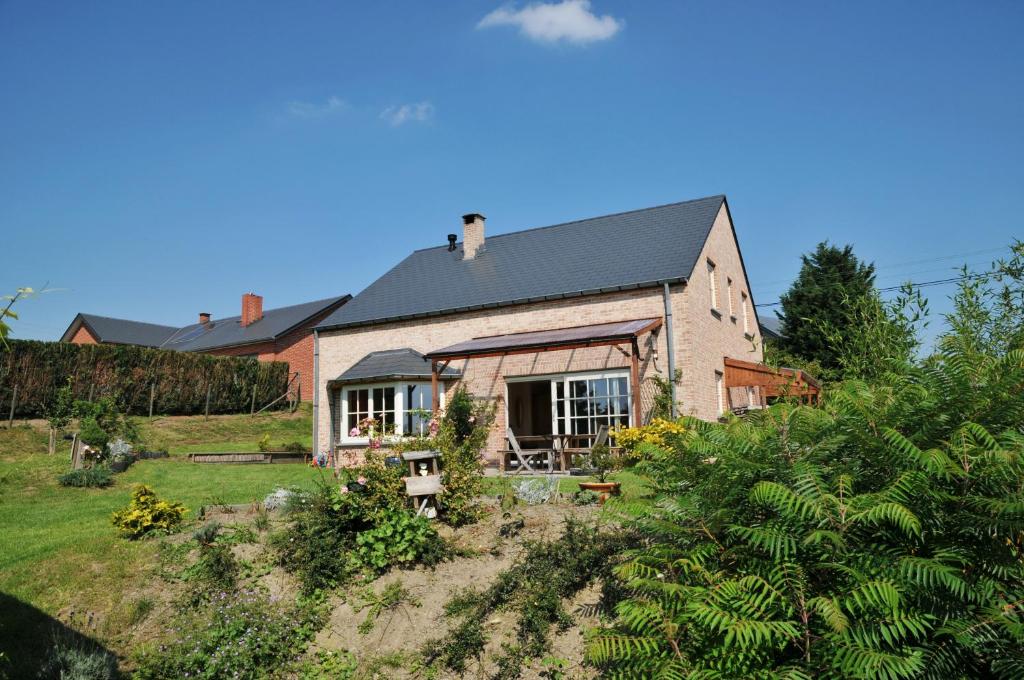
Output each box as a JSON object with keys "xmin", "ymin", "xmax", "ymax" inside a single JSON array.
[
  {"xmin": 241, "ymin": 293, "xmax": 263, "ymax": 327},
  {"xmin": 199, "ymin": 312, "xmax": 211, "ymax": 324}
]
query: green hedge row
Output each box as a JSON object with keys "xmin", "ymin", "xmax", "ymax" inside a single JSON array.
[{"xmin": 0, "ymin": 340, "xmax": 291, "ymax": 418}]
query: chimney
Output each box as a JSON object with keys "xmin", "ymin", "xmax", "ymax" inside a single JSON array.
[
  {"xmin": 462, "ymin": 213, "xmax": 485, "ymax": 260},
  {"xmin": 241, "ymin": 293, "xmax": 263, "ymax": 327},
  {"xmin": 198, "ymin": 312, "xmax": 211, "ymax": 325}
]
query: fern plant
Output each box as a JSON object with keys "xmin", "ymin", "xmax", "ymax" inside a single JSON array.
[{"xmin": 588, "ymin": 347, "xmax": 1024, "ymax": 679}]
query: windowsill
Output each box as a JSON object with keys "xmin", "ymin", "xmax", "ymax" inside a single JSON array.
[
  {"xmin": 744, "ymin": 332, "xmax": 754, "ymax": 341},
  {"xmin": 730, "ymin": 314, "xmax": 738, "ymax": 323},
  {"xmin": 710, "ymin": 308, "xmax": 722, "ymax": 319}
]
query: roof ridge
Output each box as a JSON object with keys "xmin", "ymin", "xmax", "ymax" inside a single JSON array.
[
  {"xmin": 80, "ymin": 313, "xmax": 178, "ymax": 329},
  {"xmin": 410, "ymin": 194, "xmax": 725, "ymax": 253}
]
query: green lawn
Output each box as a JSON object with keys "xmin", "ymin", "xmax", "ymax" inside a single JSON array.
[
  {"xmin": 137, "ymin": 403, "xmax": 313, "ymax": 455},
  {"xmin": 0, "ymin": 410, "xmax": 323, "ymax": 675}
]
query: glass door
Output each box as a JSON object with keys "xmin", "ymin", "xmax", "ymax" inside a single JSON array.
[{"xmin": 550, "ymin": 372, "xmax": 631, "ymax": 444}]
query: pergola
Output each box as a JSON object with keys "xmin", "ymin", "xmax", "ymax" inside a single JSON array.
[
  {"xmin": 423, "ymin": 318, "xmax": 664, "ymax": 425},
  {"xmin": 723, "ymin": 357, "xmax": 821, "ymax": 407}
]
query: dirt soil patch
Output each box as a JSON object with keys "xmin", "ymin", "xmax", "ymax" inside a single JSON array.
[{"xmin": 311, "ymin": 498, "xmax": 603, "ymax": 677}]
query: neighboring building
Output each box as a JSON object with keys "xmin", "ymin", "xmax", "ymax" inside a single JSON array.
[
  {"xmin": 759, "ymin": 315, "xmax": 783, "ymax": 341},
  {"xmin": 61, "ymin": 293, "xmax": 350, "ymax": 401},
  {"xmin": 313, "ymin": 195, "xmax": 765, "ymax": 463}
]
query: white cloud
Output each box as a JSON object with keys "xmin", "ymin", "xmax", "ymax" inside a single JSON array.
[
  {"xmin": 379, "ymin": 101, "xmax": 435, "ymax": 127},
  {"xmin": 477, "ymin": 0, "xmax": 623, "ymax": 45},
  {"xmin": 286, "ymin": 96, "xmax": 349, "ymax": 119}
]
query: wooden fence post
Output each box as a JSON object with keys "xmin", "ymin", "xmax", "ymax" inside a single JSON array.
[
  {"xmin": 148, "ymin": 383, "xmax": 156, "ymax": 419},
  {"xmin": 250, "ymin": 384, "xmax": 257, "ymax": 417},
  {"xmin": 204, "ymin": 384, "xmax": 211, "ymax": 421},
  {"xmin": 7, "ymin": 385, "xmax": 16, "ymax": 428}
]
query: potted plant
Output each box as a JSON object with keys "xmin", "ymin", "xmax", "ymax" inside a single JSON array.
[{"xmin": 577, "ymin": 443, "xmax": 622, "ymax": 504}]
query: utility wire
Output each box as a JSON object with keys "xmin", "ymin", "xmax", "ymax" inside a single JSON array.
[{"xmin": 755, "ymin": 270, "xmax": 995, "ymax": 308}]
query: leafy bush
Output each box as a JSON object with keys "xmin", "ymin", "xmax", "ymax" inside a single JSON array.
[
  {"xmin": 134, "ymin": 590, "xmax": 324, "ymax": 680},
  {"xmin": 571, "ymin": 489, "xmax": 599, "ymax": 506},
  {"xmin": 39, "ymin": 632, "xmax": 119, "ymax": 680},
  {"xmin": 435, "ymin": 386, "xmax": 494, "ymax": 526},
  {"xmin": 352, "ymin": 508, "xmax": 445, "ymax": 573},
  {"xmin": 77, "ymin": 417, "xmax": 109, "ymax": 448},
  {"xmin": 588, "ymin": 370, "xmax": 1024, "ymax": 677},
  {"xmin": 58, "ymin": 466, "xmax": 114, "ymax": 488},
  {"xmin": 111, "ymin": 485, "xmax": 187, "ymax": 539},
  {"xmin": 273, "ymin": 479, "xmax": 374, "ymax": 593},
  {"xmin": 611, "ymin": 417, "xmax": 687, "ymax": 457}
]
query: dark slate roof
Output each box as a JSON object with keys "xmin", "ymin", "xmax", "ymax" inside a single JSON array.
[
  {"xmin": 62, "ymin": 296, "xmax": 350, "ymax": 352},
  {"xmin": 426, "ymin": 318, "xmax": 663, "ymax": 359},
  {"xmin": 330, "ymin": 348, "xmax": 461, "ymax": 384},
  {"xmin": 161, "ymin": 296, "xmax": 350, "ymax": 352},
  {"xmin": 61, "ymin": 314, "xmax": 179, "ymax": 347},
  {"xmin": 759, "ymin": 316, "xmax": 783, "ymax": 340},
  {"xmin": 317, "ymin": 195, "xmax": 728, "ymax": 331}
]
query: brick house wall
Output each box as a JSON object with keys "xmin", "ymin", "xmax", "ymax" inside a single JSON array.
[
  {"xmin": 316, "ymin": 203, "xmax": 762, "ymax": 460},
  {"xmin": 69, "ymin": 325, "xmax": 99, "ymax": 344},
  {"xmin": 202, "ymin": 307, "xmax": 339, "ymax": 402}
]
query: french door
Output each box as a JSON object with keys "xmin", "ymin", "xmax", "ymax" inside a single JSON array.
[{"xmin": 549, "ymin": 372, "xmax": 631, "ymax": 441}]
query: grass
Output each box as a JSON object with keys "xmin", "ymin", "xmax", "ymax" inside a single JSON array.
[
  {"xmin": 0, "ymin": 410, "xmax": 323, "ymax": 676},
  {"xmin": 137, "ymin": 403, "xmax": 313, "ymax": 454}
]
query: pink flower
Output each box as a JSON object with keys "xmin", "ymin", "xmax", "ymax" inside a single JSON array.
[
  {"xmin": 339, "ymin": 485, "xmax": 349, "ymax": 494},
  {"xmin": 357, "ymin": 476, "xmax": 367, "ymax": 485},
  {"xmin": 349, "ymin": 427, "xmax": 360, "ymax": 437},
  {"xmin": 469, "ymin": 416, "xmax": 476, "ymax": 424}
]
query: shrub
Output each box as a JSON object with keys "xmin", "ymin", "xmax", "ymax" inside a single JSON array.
[
  {"xmin": 58, "ymin": 466, "xmax": 114, "ymax": 488},
  {"xmin": 610, "ymin": 417, "xmax": 687, "ymax": 457},
  {"xmin": 434, "ymin": 386, "xmax": 494, "ymax": 526},
  {"xmin": 351, "ymin": 508, "xmax": 445, "ymax": 573},
  {"xmin": 588, "ymin": 373, "xmax": 1024, "ymax": 677},
  {"xmin": 571, "ymin": 489, "xmax": 599, "ymax": 506},
  {"xmin": 134, "ymin": 590, "xmax": 324, "ymax": 680},
  {"xmin": 111, "ymin": 485, "xmax": 187, "ymax": 539},
  {"xmin": 77, "ymin": 417, "xmax": 109, "ymax": 448},
  {"xmin": 273, "ymin": 479, "xmax": 373, "ymax": 593},
  {"xmin": 39, "ymin": 632, "xmax": 119, "ymax": 680}
]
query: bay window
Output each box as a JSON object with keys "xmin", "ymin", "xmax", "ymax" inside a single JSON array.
[{"xmin": 334, "ymin": 382, "xmax": 442, "ymax": 444}]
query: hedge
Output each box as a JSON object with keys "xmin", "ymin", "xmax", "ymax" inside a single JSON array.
[{"xmin": 0, "ymin": 340, "xmax": 291, "ymax": 418}]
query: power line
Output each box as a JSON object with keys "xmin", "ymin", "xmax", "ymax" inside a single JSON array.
[{"xmin": 755, "ymin": 270, "xmax": 995, "ymax": 308}]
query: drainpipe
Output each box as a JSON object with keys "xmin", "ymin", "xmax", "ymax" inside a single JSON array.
[
  {"xmin": 312, "ymin": 328, "xmax": 320, "ymax": 454},
  {"xmin": 663, "ymin": 282, "xmax": 678, "ymax": 419}
]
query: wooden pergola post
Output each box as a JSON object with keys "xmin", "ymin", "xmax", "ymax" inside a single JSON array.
[{"xmin": 630, "ymin": 338, "xmax": 642, "ymax": 427}]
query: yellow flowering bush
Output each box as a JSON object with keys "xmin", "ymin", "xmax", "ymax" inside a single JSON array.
[
  {"xmin": 611, "ymin": 418, "xmax": 688, "ymax": 458},
  {"xmin": 112, "ymin": 484, "xmax": 187, "ymax": 539}
]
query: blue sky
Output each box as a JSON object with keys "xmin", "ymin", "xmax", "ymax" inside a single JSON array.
[{"xmin": 2, "ymin": 1, "xmax": 1021, "ymax": 346}]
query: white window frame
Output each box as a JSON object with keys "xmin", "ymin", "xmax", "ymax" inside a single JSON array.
[
  {"xmin": 505, "ymin": 369, "xmax": 633, "ymax": 440},
  {"xmin": 335, "ymin": 381, "xmax": 445, "ymax": 445},
  {"xmin": 741, "ymin": 291, "xmax": 751, "ymax": 335},
  {"xmin": 707, "ymin": 259, "xmax": 719, "ymax": 312},
  {"xmin": 715, "ymin": 371, "xmax": 725, "ymax": 416},
  {"xmin": 727, "ymin": 277, "xmax": 735, "ymax": 318}
]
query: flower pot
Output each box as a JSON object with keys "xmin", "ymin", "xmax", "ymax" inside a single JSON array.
[{"xmin": 577, "ymin": 481, "xmax": 621, "ymax": 505}]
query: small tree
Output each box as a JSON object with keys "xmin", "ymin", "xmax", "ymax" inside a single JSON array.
[
  {"xmin": 45, "ymin": 379, "xmax": 75, "ymax": 454},
  {"xmin": 778, "ymin": 242, "xmax": 876, "ymax": 374}
]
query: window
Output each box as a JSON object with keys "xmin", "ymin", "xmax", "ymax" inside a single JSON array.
[
  {"xmin": 741, "ymin": 292, "xmax": 750, "ymax": 335},
  {"xmin": 707, "ymin": 260, "xmax": 718, "ymax": 311},
  {"xmin": 715, "ymin": 371, "xmax": 725, "ymax": 416},
  {"xmin": 727, "ymin": 277, "xmax": 735, "ymax": 317},
  {"xmin": 549, "ymin": 372, "xmax": 631, "ymax": 441},
  {"xmin": 336, "ymin": 382, "xmax": 439, "ymax": 442},
  {"xmin": 746, "ymin": 385, "xmax": 759, "ymax": 408}
]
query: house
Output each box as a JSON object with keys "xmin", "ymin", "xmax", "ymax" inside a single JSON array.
[
  {"xmin": 312, "ymin": 195, "xmax": 767, "ymax": 464},
  {"xmin": 61, "ymin": 293, "xmax": 350, "ymax": 401}
]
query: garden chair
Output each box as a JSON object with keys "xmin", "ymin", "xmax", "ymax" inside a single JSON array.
[{"xmin": 506, "ymin": 428, "xmax": 553, "ymax": 474}]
